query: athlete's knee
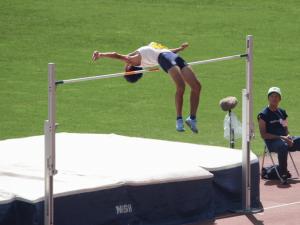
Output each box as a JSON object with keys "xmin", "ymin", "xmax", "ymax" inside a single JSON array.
[
  {"xmin": 191, "ymin": 80, "xmax": 201, "ymax": 94},
  {"xmin": 176, "ymin": 82, "xmax": 185, "ymax": 95},
  {"xmin": 195, "ymin": 80, "xmax": 202, "ymax": 92}
]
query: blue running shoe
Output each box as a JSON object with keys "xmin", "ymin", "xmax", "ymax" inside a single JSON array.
[
  {"xmin": 185, "ymin": 117, "xmax": 198, "ymax": 133},
  {"xmin": 176, "ymin": 119, "xmax": 185, "ymax": 132}
]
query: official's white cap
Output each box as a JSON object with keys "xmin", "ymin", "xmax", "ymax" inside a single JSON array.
[{"xmin": 268, "ymin": 87, "xmax": 281, "ymax": 97}]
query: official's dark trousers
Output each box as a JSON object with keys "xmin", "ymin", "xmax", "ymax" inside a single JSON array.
[{"xmin": 265, "ymin": 136, "xmax": 300, "ymax": 174}]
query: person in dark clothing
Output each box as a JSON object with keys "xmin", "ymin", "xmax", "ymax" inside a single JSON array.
[{"xmin": 258, "ymin": 87, "xmax": 300, "ymax": 184}]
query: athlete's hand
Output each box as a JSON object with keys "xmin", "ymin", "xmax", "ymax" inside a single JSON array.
[
  {"xmin": 181, "ymin": 42, "xmax": 189, "ymax": 49},
  {"xmin": 92, "ymin": 51, "xmax": 102, "ymax": 61}
]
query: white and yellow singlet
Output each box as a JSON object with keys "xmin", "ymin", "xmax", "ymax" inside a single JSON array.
[{"xmin": 137, "ymin": 42, "xmax": 171, "ymax": 67}]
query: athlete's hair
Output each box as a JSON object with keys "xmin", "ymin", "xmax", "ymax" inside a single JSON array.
[{"xmin": 124, "ymin": 66, "xmax": 143, "ymax": 83}]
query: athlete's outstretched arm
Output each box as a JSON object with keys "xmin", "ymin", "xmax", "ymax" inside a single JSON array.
[
  {"xmin": 92, "ymin": 51, "xmax": 129, "ymax": 63},
  {"xmin": 169, "ymin": 43, "xmax": 189, "ymax": 54}
]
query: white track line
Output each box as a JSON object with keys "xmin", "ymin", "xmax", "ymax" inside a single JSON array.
[{"xmin": 263, "ymin": 201, "xmax": 300, "ymax": 210}]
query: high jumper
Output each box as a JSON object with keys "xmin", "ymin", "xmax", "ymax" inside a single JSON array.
[{"xmin": 92, "ymin": 42, "xmax": 201, "ymax": 133}]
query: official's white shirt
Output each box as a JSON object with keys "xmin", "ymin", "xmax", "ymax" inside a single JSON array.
[{"xmin": 137, "ymin": 43, "xmax": 171, "ymax": 67}]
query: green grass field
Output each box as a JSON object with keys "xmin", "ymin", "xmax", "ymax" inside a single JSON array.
[{"xmin": 1, "ymin": 0, "xmax": 300, "ymax": 155}]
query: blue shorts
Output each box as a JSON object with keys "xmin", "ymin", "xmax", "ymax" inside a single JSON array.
[{"xmin": 158, "ymin": 52, "xmax": 188, "ymax": 73}]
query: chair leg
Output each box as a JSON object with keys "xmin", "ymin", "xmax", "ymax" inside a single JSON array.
[
  {"xmin": 268, "ymin": 151, "xmax": 284, "ymax": 183},
  {"xmin": 288, "ymin": 152, "xmax": 300, "ymax": 178},
  {"xmin": 261, "ymin": 147, "xmax": 266, "ymax": 168},
  {"xmin": 262, "ymin": 145, "xmax": 284, "ymax": 182}
]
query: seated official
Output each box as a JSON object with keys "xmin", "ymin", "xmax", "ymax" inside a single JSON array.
[{"xmin": 257, "ymin": 87, "xmax": 300, "ymax": 183}]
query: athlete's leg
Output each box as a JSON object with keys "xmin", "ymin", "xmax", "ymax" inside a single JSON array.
[
  {"xmin": 180, "ymin": 66, "xmax": 201, "ymax": 118},
  {"xmin": 168, "ymin": 66, "xmax": 186, "ymax": 119}
]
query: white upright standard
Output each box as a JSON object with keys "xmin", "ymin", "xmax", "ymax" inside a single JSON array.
[
  {"xmin": 44, "ymin": 63, "xmax": 57, "ymax": 225},
  {"xmin": 44, "ymin": 35, "xmax": 255, "ymax": 225},
  {"xmin": 242, "ymin": 35, "xmax": 255, "ymax": 211}
]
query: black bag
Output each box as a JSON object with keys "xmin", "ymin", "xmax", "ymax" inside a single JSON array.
[
  {"xmin": 261, "ymin": 165, "xmax": 280, "ymax": 180},
  {"xmin": 261, "ymin": 165, "xmax": 291, "ymax": 180}
]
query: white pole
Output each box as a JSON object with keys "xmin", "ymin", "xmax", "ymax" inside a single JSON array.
[
  {"xmin": 45, "ymin": 63, "xmax": 57, "ymax": 225},
  {"xmin": 56, "ymin": 54, "xmax": 247, "ymax": 85},
  {"xmin": 188, "ymin": 54, "xmax": 246, "ymax": 66},
  {"xmin": 246, "ymin": 35, "xmax": 254, "ymax": 139},
  {"xmin": 242, "ymin": 88, "xmax": 251, "ymax": 210},
  {"xmin": 242, "ymin": 35, "xmax": 253, "ymax": 211},
  {"xmin": 56, "ymin": 68, "xmax": 160, "ymax": 85}
]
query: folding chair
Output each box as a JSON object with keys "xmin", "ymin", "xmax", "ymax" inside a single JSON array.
[{"xmin": 261, "ymin": 145, "xmax": 300, "ymax": 182}]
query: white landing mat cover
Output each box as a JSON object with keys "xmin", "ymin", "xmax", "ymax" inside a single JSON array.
[{"xmin": 0, "ymin": 133, "xmax": 234, "ymax": 204}]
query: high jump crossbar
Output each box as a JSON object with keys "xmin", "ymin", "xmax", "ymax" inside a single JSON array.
[
  {"xmin": 45, "ymin": 35, "xmax": 254, "ymax": 225},
  {"xmin": 55, "ymin": 54, "xmax": 248, "ymax": 85}
]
